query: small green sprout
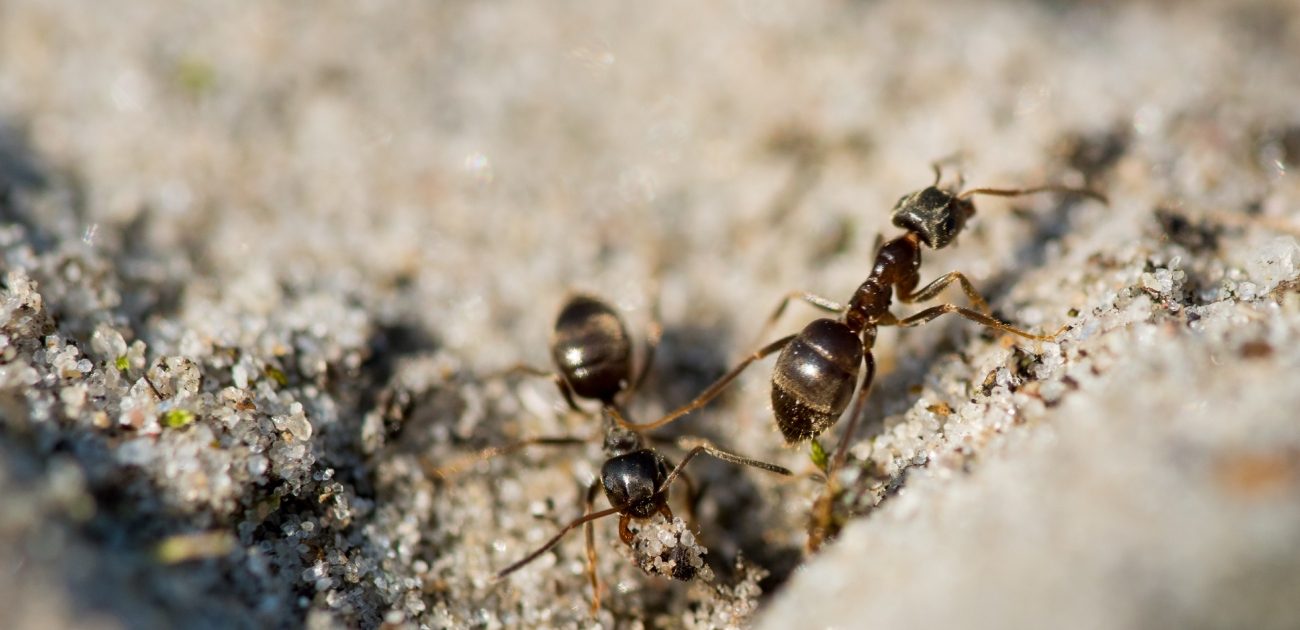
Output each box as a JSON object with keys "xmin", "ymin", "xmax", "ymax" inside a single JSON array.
[
  {"xmin": 115, "ymin": 355, "xmax": 129, "ymax": 371},
  {"xmin": 162, "ymin": 409, "xmax": 195, "ymax": 429},
  {"xmin": 175, "ymin": 57, "xmax": 216, "ymax": 98},
  {"xmin": 155, "ymin": 531, "xmax": 234, "ymax": 564},
  {"xmin": 266, "ymin": 366, "xmax": 287, "ymax": 387},
  {"xmin": 809, "ymin": 438, "xmax": 829, "ymax": 473}
]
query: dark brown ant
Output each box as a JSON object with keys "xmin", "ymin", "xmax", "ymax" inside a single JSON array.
[
  {"xmin": 614, "ymin": 166, "xmax": 1106, "ymax": 549},
  {"xmin": 430, "ymin": 294, "xmax": 792, "ymax": 613}
]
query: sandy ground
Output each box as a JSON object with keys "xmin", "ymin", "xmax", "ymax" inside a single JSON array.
[{"xmin": 2, "ymin": 1, "xmax": 1299, "ymax": 628}]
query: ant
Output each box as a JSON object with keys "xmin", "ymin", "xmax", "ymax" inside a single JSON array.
[
  {"xmin": 431, "ymin": 294, "xmax": 793, "ymax": 613},
  {"xmin": 614, "ymin": 165, "xmax": 1106, "ymax": 549}
]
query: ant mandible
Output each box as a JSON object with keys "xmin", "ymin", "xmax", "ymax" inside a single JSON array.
[
  {"xmin": 430, "ymin": 294, "xmax": 793, "ymax": 613},
  {"xmin": 613, "ymin": 165, "xmax": 1106, "ymax": 548}
]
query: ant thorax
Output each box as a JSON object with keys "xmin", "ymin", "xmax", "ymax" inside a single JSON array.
[{"xmin": 601, "ymin": 408, "xmax": 644, "ymax": 456}]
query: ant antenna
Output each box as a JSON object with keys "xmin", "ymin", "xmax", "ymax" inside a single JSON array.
[
  {"xmin": 496, "ymin": 505, "xmax": 624, "ymax": 579},
  {"xmin": 929, "ymin": 152, "xmax": 968, "ymax": 187},
  {"xmin": 628, "ymin": 284, "xmax": 663, "ymax": 398},
  {"xmin": 424, "ymin": 435, "xmax": 591, "ymax": 479},
  {"xmin": 959, "ymin": 184, "xmax": 1108, "ymax": 205},
  {"xmin": 612, "ymin": 334, "xmax": 796, "ymax": 433}
]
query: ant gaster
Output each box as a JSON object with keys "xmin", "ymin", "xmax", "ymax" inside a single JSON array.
[
  {"xmin": 431, "ymin": 294, "xmax": 792, "ymax": 613},
  {"xmin": 614, "ymin": 166, "xmax": 1106, "ymax": 548}
]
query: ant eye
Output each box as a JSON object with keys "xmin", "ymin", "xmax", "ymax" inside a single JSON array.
[{"xmin": 942, "ymin": 214, "xmax": 957, "ymax": 234}]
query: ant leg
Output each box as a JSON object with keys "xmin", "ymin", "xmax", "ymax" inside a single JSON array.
[
  {"xmin": 490, "ymin": 364, "xmax": 583, "ymax": 413},
  {"xmin": 583, "ymin": 479, "xmax": 603, "ymax": 615},
  {"xmin": 487, "ymin": 363, "xmax": 550, "ymax": 380},
  {"xmin": 829, "ymin": 353, "xmax": 876, "ymax": 477},
  {"xmin": 751, "ymin": 291, "xmax": 845, "ymax": 349},
  {"xmin": 618, "ymin": 514, "xmax": 635, "ymax": 545},
  {"xmin": 899, "ymin": 271, "xmax": 992, "ymax": 315},
  {"xmin": 659, "ymin": 438, "xmax": 793, "ymax": 493},
  {"xmin": 614, "ymin": 334, "xmax": 797, "ymax": 432},
  {"xmin": 497, "ymin": 505, "xmax": 623, "ymax": 579},
  {"xmin": 764, "ymin": 135, "xmax": 827, "ymax": 225},
  {"xmin": 425, "ymin": 436, "xmax": 590, "ymax": 479},
  {"xmin": 883, "ymin": 305, "xmax": 1063, "ymax": 341},
  {"xmin": 929, "ymin": 152, "xmax": 967, "ymax": 187},
  {"xmin": 627, "ymin": 299, "xmax": 663, "ymax": 399},
  {"xmin": 658, "ymin": 434, "xmax": 819, "ymax": 485},
  {"xmin": 678, "ymin": 472, "xmax": 699, "ymax": 528},
  {"xmin": 554, "ymin": 376, "xmax": 582, "ymax": 413},
  {"xmin": 959, "ymin": 185, "xmax": 1107, "ymax": 205}
]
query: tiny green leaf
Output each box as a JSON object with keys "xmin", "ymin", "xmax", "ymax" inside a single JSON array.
[
  {"xmin": 175, "ymin": 57, "xmax": 217, "ymax": 98},
  {"xmin": 266, "ymin": 366, "xmax": 287, "ymax": 387},
  {"xmin": 115, "ymin": 355, "xmax": 129, "ymax": 371},
  {"xmin": 155, "ymin": 531, "xmax": 234, "ymax": 564},
  {"xmin": 163, "ymin": 409, "xmax": 195, "ymax": 429}
]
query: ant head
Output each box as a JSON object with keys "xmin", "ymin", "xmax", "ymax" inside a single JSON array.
[
  {"xmin": 601, "ymin": 449, "xmax": 669, "ymax": 518},
  {"xmin": 890, "ymin": 186, "xmax": 976, "ymax": 249},
  {"xmin": 551, "ymin": 294, "xmax": 634, "ymax": 403}
]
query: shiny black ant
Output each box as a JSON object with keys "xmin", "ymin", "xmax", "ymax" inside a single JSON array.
[
  {"xmin": 431, "ymin": 294, "xmax": 792, "ymax": 613},
  {"xmin": 614, "ymin": 166, "xmax": 1106, "ymax": 549}
]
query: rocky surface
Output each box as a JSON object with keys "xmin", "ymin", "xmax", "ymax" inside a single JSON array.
[{"xmin": 1, "ymin": 1, "xmax": 1299, "ymax": 628}]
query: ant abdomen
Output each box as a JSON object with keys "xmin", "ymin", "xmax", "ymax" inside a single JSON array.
[
  {"xmin": 551, "ymin": 294, "xmax": 634, "ymax": 403},
  {"xmin": 770, "ymin": 319, "xmax": 864, "ymax": 444}
]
